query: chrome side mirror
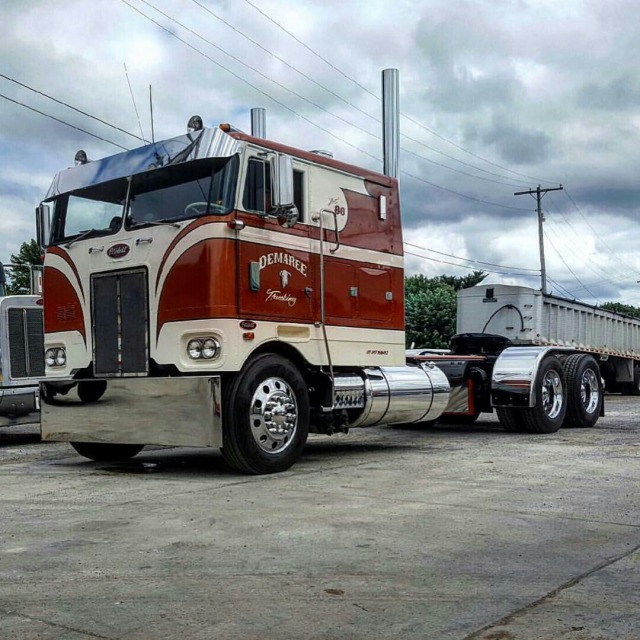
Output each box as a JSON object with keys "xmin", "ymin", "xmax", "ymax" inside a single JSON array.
[
  {"xmin": 36, "ymin": 203, "xmax": 51, "ymax": 248},
  {"xmin": 270, "ymin": 154, "xmax": 294, "ymax": 209}
]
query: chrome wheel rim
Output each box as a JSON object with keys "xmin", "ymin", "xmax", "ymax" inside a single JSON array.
[
  {"xmin": 250, "ymin": 377, "xmax": 298, "ymax": 454},
  {"xmin": 541, "ymin": 370, "xmax": 564, "ymax": 419},
  {"xmin": 581, "ymin": 368, "xmax": 600, "ymax": 414}
]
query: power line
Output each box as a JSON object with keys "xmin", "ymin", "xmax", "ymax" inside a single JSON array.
[
  {"xmin": 402, "ymin": 169, "xmax": 532, "ymax": 212},
  {"xmin": 0, "ymin": 92, "xmax": 129, "ymax": 151},
  {"xmin": 404, "ymin": 241, "xmax": 539, "ymax": 273},
  {"xmin": 404, "ymin": 249, "xmax": 540, "ymax": 278},
  {"xmin": 193, "ymin": 0, "xmax": 526, "ymax": 189},
  {"xmin": 119, "ymin": 0, "xmax": 380, "ymax": 162},
  {"xmin": 0, "ymin": 72, "xmax": 144, "ymax": 143},
  {"xmin": 242, "ymin": 0, "xmax": 559, "ymax": 186}
]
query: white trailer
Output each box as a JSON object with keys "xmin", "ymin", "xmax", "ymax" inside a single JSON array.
[{"xmin": 457, "ymin": 284, "xmax": 640, "ymax": 394}]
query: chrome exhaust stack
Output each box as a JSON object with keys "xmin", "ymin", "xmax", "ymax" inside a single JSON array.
[
  {"xmin": 251, "ymin": 107, "xmax": 267, "ymax": 139},
  {"xmin": 382, "ymin": 68, "xmax": 400, "ymax": 178}
]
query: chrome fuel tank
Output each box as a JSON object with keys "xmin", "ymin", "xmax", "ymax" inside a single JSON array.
[{"xmin": 346, "ymin": 363, "xmax": 450, "ymax": 427}]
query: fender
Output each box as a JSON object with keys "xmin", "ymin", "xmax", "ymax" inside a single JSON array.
[{"xmin": 491, "ymin": 346, "xmax": 574, "ymax": 408}]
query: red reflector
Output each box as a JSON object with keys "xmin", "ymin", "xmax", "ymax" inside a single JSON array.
[
  {"xmin": 36, "ymin": 298, "xmax": 44, "ymax": 306},
  {"xmin": 243, "ymin": 332, "xmax": 255, "ymax": 341}
]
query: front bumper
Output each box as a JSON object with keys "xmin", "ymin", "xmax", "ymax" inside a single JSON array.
[
  {"xmin": 40, "ymin": 377, "xmax": 223, "ymax": 448},
  {"xmin": 0, "ymin": 386, "xmax": 40, "ymax": 427}
]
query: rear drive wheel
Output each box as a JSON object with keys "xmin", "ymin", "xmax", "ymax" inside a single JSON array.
[
  {"xmin": 221, "ymin": 354, "xmax": 309, "ymax": 474},
  {"xmin": 563, "ymin": 354, "xmax": 602, "ymax": 428},
  {"xmin": 70, "ymin": 442, "xmax": 144, "ymax": 461},
  {"xmin": 520, "ymin": 356, "xmax": 567, "ymax": 434}
]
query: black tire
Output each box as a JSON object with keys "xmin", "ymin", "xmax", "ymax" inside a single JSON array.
[
  {"xmin": 221, "ymin": 354, "xmax": 309, "ymax": 474},
  {"xmin": 519, "ymin": 356, "xmax": 567, "ymax": 434},
  {"xmin": 622, "ymin": 366, "xmax": 640, "ymax": 396},
  {"xmin": 563, "ymin": 354, "xmax": 603, "ymax": 428},
  {"xmin": 496, "ymin": 407, "xmax": 526, "ymax": 433},
  {"xmin": 77, "ymin": 380, "xmax": 107, "ymax": 403},
  {"xmin": 70, "ymin": 442, "xmax": 144, "ymax": 461}
]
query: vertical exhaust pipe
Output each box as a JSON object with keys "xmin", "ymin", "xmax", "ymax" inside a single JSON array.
[
  {"xmin": 382, "ymin": 69, "xmax": 399, "ymax": 178},
  {"xmin": 251, "ymin": 107, "xmax": 267, "ymax": 139}
]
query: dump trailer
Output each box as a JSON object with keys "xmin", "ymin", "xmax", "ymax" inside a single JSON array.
[
  {"xmin": 457, "ymin": 284, "xmax": 640, "ymax": 394},
  {"xmin": 35, "ymin": 71, "xmax": 605, "ymax": 474},
  {"xmin": 0, "ymin": 264, "xmax": 44, "ymax": 427}
]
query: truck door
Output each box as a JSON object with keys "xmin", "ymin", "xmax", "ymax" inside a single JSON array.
[{"xmin": 236, "ymin": 156, "xmax": 315, "ymax": 324}]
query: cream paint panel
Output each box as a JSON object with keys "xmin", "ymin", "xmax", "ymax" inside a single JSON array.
[
  {"xmin": 44, "ymin": 330, "xmax": 90, "ymax": 377},
  {"xmin": 155, "ymin": 318, "xmax": 406, "ymax": 371},
  {"xmin": 239, "ymin": 226, "xmax": 403, "ymax": 269}
]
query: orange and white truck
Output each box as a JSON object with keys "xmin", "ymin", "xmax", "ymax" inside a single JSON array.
[{"xmin": 36, "ymin": 70, "xmax": 604, "ymax": 473}]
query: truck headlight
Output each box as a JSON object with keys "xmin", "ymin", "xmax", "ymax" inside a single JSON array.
[
  {"xmin": 46, "ymin": 347, "xmax": 67, "ymax": 368},
  {"xmin": 187, "ymin": 337, "xmax": 221, "ymax": 360}
]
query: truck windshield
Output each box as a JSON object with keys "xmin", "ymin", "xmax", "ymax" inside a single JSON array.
[
  {"xmin": 126, "ymin": 156, "xmax": 238, "ymax": 228},
  {"xmin": 49, "ymin": 156, "xmax": 239, "ymax": 244}
]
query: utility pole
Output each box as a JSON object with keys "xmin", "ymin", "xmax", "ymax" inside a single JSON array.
[{"xmin": 514, "ymin": 184, "xmax": 564, "ymax": 294}]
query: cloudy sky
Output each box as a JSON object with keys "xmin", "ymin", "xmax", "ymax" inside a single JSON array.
[{"xmin": 1, "ymin": 0, "xmax": 640, "ymax": 306}]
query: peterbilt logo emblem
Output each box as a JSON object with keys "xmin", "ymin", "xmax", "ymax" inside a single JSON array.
[
  {"xmin": 279, "ymin": 269, "xmax": 291, "ymax": 288},
  {"xmin": 240, "ymin": 320, "xmax": 257, "ymax": 330},
  {"xmin": 107, "ymin": 243, "xmax": 130, "ymax": 258}
]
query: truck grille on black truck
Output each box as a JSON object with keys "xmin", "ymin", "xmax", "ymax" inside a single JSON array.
[
  {"xmin": 7, "ymin": 307, "xmax": 45, "ymax": 379},
  {"xmin": 92, "ymin": 269, "xmax": 149, "ymax": 376}
]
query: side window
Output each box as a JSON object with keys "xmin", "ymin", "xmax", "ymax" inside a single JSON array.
[
  {"xmin": 243, "ymin": 158, "xmax": 271, "ymax": 213},
  {"xmin": 293, "ymin": 169, "xmax": 304, "ymax": 221}
]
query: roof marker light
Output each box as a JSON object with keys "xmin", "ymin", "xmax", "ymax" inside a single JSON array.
[{"xmin": 187, "ymin": 115, "xmax": 203, "ymax": 133}]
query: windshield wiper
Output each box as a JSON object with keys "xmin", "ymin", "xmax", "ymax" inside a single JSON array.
[
  {"xmin": 65, "ymin": 228, "xmax": 104, "ymax": 248},
  {"xmin": 129, "ymin": 219, "xmax": 181, "ymax": 229}
]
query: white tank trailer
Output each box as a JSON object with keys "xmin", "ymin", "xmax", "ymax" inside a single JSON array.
[{"xmin": 457, "ymin": 284, "xmax": 640, "ymax": 394}]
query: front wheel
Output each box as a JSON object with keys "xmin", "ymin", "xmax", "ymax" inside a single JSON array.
[
  {"xmin": 70, "ymin": 442, "xmax": 144, "ymax": 461},
  {"xmin": 563, "ymin": 354, "xmax": 603, "ymax": 428},
  {"xmin": 221, "ymin": 354, "xmax": 309, "ymax": 474},
  {"xmin": 519, "ymin": 356, "xmax": 567, "ymax": 434}
]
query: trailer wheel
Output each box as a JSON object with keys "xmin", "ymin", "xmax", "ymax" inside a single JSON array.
[
  {"xmin": 70, "ymin": 442, "xmax": 144, "ymax": 461},
  {"xmin": 623, "ymin": 366, "xmax": 640, "ymax": 396},
  {"xmin": 496, "ymin": 407, "xmax": 525, "ymax": 432},
  {"xmin": 221, "ymin": 354, "xmax": 309, "ymax": 474},
  {"xmin": 520, "ymin": 356, "xmax": 567, "ymax": 434},
  {"xmin": 563, "ymin": 354, "xmax": 603, "ymax": 428},
  {"xmin": 77, "ymin": 380, "xmax": 107, "ymax": 403}
]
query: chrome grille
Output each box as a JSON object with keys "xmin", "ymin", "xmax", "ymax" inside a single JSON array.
[
  {"xmin": 7, "ymin": 307, "xmax": 45, "ymax": 379},
  {"xmin": 92, "ymin": 270, "xmax": 149, "ymax": 376}
]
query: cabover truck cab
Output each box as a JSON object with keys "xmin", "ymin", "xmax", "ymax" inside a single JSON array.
[
  {"xmin": 0, "ymin": 264, "xmax": 44, "ymax": 427},
  {"xmin": 37, "ymin": 120, "xmax": 452, "ymax": 473}
]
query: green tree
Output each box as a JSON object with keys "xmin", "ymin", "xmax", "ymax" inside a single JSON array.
[
  {"xmin": 6, "ymin": 239, "xmax": 42, "ymax": 294},
  {"xmin": 601, "ymin": 301, "xmax": 640, "ymax": 319},
  {"xmin": 405, "ymin": 270, "xmax": 487, "ymax": 348}
]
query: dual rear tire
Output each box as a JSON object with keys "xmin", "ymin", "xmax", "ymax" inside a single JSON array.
[{"xmin": 497, "ymin": 354, "xmax": 602, "ymax": 434}]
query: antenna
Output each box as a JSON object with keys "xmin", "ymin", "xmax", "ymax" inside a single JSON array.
[
  {"xmin": 149, "ymin": 84, "xmax": 155, "ymax": 143},
  {"xmin": 123, "ymin": 63, "xmax": 146, "ymax": 142}
]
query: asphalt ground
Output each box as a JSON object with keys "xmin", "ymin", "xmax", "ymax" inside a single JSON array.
[{"xmin": 0, "ymin": 396, "xmax": 638, "ymax": 640}]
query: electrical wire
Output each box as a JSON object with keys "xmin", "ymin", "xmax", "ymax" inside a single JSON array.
[
  {"xmin": 404, "ymin": 241, "xmax": 539, "ymax": 272},
  {"xmin": 192, "ymin": 0, "xmax": 528, "ymax": 189},
  {"xmin": 0, "ymin": 72, "xmax": 144, "ymax": 143},
  {"xmin": 241, "ymin": 0, "xmax": 559, "ymax": 186},
  {"xmin": 119, "ymin": 0, "xmax": 380, "ymax": 162},
  {"xmin": 0, "ymin": 92, "xmax": 129, "ymax": 151}
]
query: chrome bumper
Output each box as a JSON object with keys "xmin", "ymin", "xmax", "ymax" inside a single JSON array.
[
  {"xmin": 0, "ymin": 386, "xmax": 40, "ymax": 427},
  {"xmin": 40, "ymin": 377, "xmax": 223, "ymax": 447}
]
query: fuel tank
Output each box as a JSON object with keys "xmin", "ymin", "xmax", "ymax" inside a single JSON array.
[{"xmin": 334, "ymin": 362, "xmax": 451, "ymax": 428}]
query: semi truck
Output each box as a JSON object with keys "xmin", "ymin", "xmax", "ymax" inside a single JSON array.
[
  {"xmin": 36, "ymin": 70, "xmax": 605, "ymax": 474},
  {"xmin": 0, "ymin": 263, "xmax": 44, "ymax": 428}
]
